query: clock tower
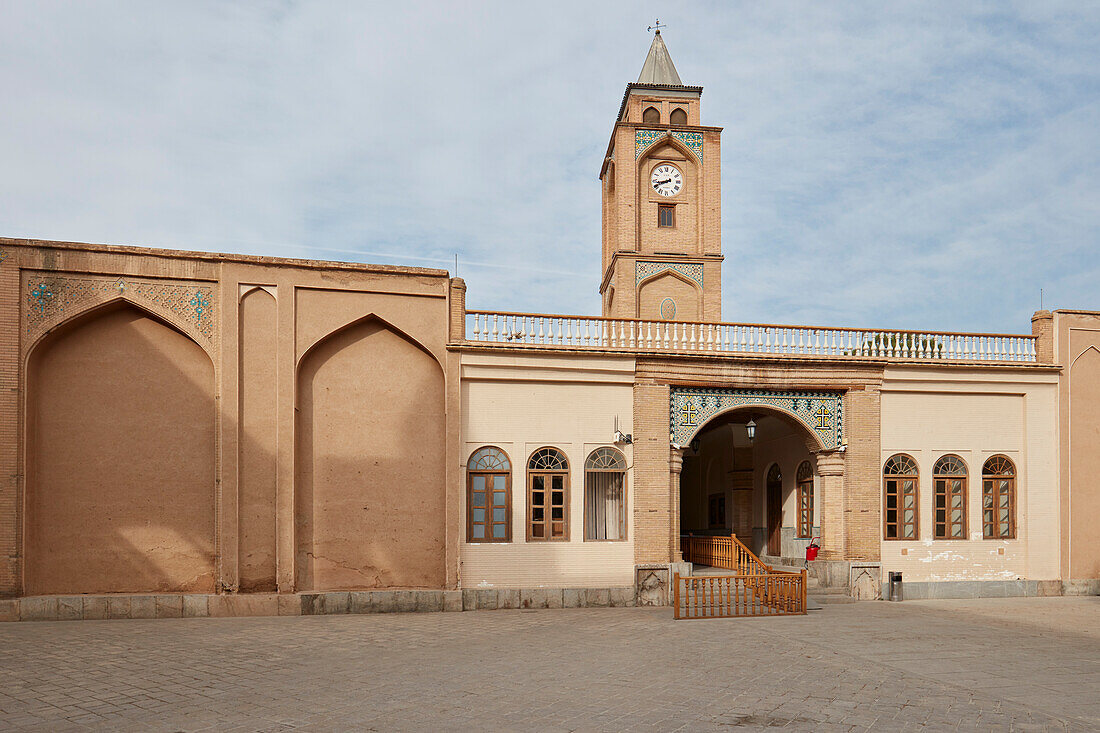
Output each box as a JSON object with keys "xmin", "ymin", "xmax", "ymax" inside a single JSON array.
[{"xmin": 599, "ymin": 31, "xmax": 723, "ymax": 322}]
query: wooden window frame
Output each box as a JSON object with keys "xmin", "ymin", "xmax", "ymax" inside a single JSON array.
[
  {"xmin": 982, "ymin": 455, "xmax": 1017, "ymax": 540},
  {"xmin": 466, "ymin": 446, "xmax": 512, "ymax": 543},
  {"xmin": 707, "ymin": 493, "xmax": 726, "ymax": 529},
  {"xmin": 657, "ymin": 204, "xmax": 675, "ymax": 228},
  {"xmin": 527, "ymin": 447, "xmax": 570, "ymax": 542},
  {"xmin": 933, "ymin": 455, "xmax": 968, "ymax": 540},
  {"xmin": 883, "ymin": 454, "xmax": 919, "ymax": 541},
  {"xmin": 583, "ymin": 447, "xmax": 627, "ymax": 542},
  {"xmin": 796, "ymin": 461, "xmax": 814, "ymax": 539}
]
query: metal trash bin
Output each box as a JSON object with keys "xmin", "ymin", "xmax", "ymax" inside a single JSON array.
[{"xmin": 888, "ymin": 571, "xmax": 903, "ymax": 602}]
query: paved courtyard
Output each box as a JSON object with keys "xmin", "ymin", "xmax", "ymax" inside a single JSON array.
[{"xmin": 1, "ymin": 596, "xmax": 1098, "ymax": 731}]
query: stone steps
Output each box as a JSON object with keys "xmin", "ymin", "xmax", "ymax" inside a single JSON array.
[{"xmin": 809, "ymin": 587, "xmax": 857, "ymax": 604}]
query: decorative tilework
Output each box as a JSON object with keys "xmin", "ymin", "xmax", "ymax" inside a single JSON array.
[
  {"xmin": 636, "ymin": 261, "xmax": 703, "ymax": 287},
  {"xmin": 635, "ymin": 129, "xmax": 664, "ymax": 158},
  {"xmin": 22, "ymin": 273, "xmax": 215, "ymax": 350},
  {"xmin": 660, "ymin": 297, "xmax": 676, "ymax": 320},
  {"xmin": 0, "ymin": 249, "xmax": 8, "ymax": 266},
  {"xmin": 635, "ymin": 129, "xmax": 703, "ymax": 160},
  {"xmin": 672, "ymin": 131, "xmax": 702, "ymax": 159},
  {"xmin": 190, "ymin": 290, "xmax": 211, "ymax": 319},
  {"xmin": 30, "ymin": 282, "xmax": 54, "ymax": 314},
  {"xmin": 670, "ymin": 387, "xmax": 843, "ymax": 449}
]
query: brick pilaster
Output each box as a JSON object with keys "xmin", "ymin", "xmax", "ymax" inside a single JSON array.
[
  {"xmin": 843, "ymin": 388, "xmax": 882, "ymax": 561},
  {"xmin": 633, "ymin": 381, "xmax": 672, "ymax": 563},
  {"xmin": 669, "ymin": 448, "xmax": 684, "ymax": 561},
  {"xmin": 448, "ymin": 278, "xmax": 466, "ymax": 343},
  {"xmin": 815, "ymin": 451, "xmax": 845, "ymax": 560},
  {"xmin": 0, "ymin": 252, "xmax": 20, "ymax": 595},
  {"xmin": 1031, "ymin": 310, "xmax": 1053, "ymax": 364}
]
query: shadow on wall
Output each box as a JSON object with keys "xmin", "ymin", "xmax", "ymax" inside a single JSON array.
[
  {"xmin": 25, "ymin": 302, "xmax": 217, "ymax": 595},
  {"xmin": 295, "ymin": 315, "xmax": 447, "ymax": 592}
]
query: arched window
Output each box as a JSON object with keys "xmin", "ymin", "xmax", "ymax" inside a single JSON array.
[
  {"xmin": 884, "ymin": 454, "xmax": 919, "ymax": 540},
  {"xmin": 467, "ymin": 447, "xmax": 511, "ymax": 542},
  {"xmin": 642, "ymin": 106, "xmax": 661, "ymax": 123},
  {"xmin": 933, "ymin": 455, "xmax": 967, "ymax": 539},
  {"xmin": 528, "ymin": 448, "xmax": 569, "ymax": 541},
  {"xmin": 670, "ymin": 107, "xmax": 687, "ymax": 125},
  {"xmin": 584, "ymin": 448, "xmax": 627, "ymax": 541},
  {"xmin": 982, "ymin": 456, "xmax": 1016, "ymax": 539},
  {"xmin": 796, "ymin": 461, "xmax": 814, "ymax": 539}
]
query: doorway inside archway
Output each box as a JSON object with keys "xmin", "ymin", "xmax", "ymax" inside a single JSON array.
[{"xmin": 680, "ymin": 410, "xmax": 821, "ymax": 565}]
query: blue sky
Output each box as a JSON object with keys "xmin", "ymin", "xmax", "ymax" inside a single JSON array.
[{"xmin": 2, "ymin": 1, "xmax": 1097, "ymax": 332}]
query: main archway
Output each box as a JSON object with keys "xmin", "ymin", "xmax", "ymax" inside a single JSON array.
[{"xmin": 679, "ymin": 406, "xmax": 822, "ymax": 563}]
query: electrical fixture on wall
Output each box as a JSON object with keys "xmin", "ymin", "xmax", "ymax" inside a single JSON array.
[
  {"xmin": 745, "ymin": 416, "xmax": 757, "ymax": 444},
  {"xmin": 613, "ymin": 415, "xmax": 633, "ymax": 445}
]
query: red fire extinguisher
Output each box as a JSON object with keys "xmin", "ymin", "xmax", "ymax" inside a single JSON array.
[{"xmin": 805, "ymin": 536, "xmax": 821, "ymax": 562}]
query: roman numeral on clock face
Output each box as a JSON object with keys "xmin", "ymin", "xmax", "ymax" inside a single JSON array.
[{"xmin": 651, "ymin": 165, "xmax": 682, "ymax": 196}]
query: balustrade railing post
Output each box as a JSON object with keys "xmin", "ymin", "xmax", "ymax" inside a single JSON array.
[{"xmin": 801, "ymin": 568, "xmax": 807, "ymax": 614}]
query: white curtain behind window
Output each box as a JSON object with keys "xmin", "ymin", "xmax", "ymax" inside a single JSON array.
[{"xmin": 585, "ymin": 471, "xmax": 624, "ymax": 540}]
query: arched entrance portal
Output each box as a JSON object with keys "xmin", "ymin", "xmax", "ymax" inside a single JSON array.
[{"xmin": 679, "ymin": 408, "xmax": 822, "ymax": 563}]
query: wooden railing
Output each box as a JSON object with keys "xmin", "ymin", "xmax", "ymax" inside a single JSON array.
[
  {"xmin": 677, "ymin": 534, "xmax": 806, "ymax": 619},
  {"xmin": 464, "ymin": 311, "xmax": 1038, "ymax": 363},
  {"xmin": 674, "ymin": 571, "xmax": 807, "ymax": 619},
  {"xmin": 681, "ymin": 533, "xmax": 769, "ymax": 576}
]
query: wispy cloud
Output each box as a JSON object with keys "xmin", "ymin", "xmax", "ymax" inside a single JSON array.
[{"xmin": 1, "ymin": 1, "xmax": 1097, "ymax": 332}]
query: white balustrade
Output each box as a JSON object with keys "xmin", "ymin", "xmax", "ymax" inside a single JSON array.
[{"xmin": 464, "ymin": 312, "xmax": 1037, "ymax": 362}]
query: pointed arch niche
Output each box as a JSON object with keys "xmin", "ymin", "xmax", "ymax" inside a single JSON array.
[
  {"xmin": 636, "ymin": 269, "xmax": 701, "ymax": 321},
  {"xmin": 636, "ymin": 137, "xmax": 701, "ymax": 256},
  {"xmin": 238, "ymin": 286, "xmax": 278, "ymax": 592},
  {"xmin": 25, "ymin": 300, "xmax": 217, "ymax": 595},
  {"xmin": 294, "ymin": 315, "xmax": 446, "ymax": 591}
]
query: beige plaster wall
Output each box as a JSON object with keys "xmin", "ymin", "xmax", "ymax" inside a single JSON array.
[
  {"xmin": 879, "ymin": 367, "xmax": 1060, "ymax": 582},
  {"xmin": 459, "ymin": 352, "xmax": 636, "ymax": 587},
  {"xmin": 25, "ymin": 304, "xmax": 217, "ymax": 595}
]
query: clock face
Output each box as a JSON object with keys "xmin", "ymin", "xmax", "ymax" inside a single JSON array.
[{"xmin": 651, "ymin": 164, "xmax": 683, "ymax": 197}]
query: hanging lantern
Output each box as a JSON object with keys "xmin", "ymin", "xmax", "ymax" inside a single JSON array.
[{"xmin": 746, "ymin": 417, "xmax": 757, "ymax": 443}]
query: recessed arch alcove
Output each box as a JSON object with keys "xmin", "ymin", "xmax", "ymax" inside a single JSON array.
[
  {"xmin": 637, "ymin": 270, "xmax": 701, "ymax": 321},
  {"xmin": 679, "ymin": 406, "xmax": 823, "ymax": 561},
  {"xmin": 25, "ymin": 300, "xmax": 217, "ymax": 595},
  {"xmin": 295, "ymin": 314, "xmax": 446, "ymax": 591}
]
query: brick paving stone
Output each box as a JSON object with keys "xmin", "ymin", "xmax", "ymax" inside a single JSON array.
[{"xmin": 0, "ymin": 597, "xmax": 1097, "ymax": 730}]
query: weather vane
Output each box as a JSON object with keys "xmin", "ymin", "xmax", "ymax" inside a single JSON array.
[{"xmin": 648, "ymin": 19, "xmax": 665, "ymax": 33}]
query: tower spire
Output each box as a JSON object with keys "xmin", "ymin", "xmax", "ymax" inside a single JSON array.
[{"xmin": 637, "ymin": 27, "xmax": 683, "ymax": 85}]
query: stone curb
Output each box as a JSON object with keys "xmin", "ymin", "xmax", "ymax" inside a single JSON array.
[{"xmin": 0, "ymin": 586, "xmax": 639, "ymax": 622}]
